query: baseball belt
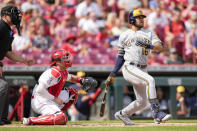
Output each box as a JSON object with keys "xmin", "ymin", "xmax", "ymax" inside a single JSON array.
[{"xmin": 130, "ymin": 62, "xmax": 147, "ymax": 69}]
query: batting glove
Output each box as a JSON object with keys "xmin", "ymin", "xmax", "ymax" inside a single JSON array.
[{"xmin": 105, "ymin": 76, "xmax": 115, "ymax": 86}]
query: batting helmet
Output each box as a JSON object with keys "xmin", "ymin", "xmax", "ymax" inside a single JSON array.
[
  {"xmin": 129, "ymin": 9, "xmax": 146, "ymax": 24},
  {"xmin": 51, "ymin": 50, "xmax": 72, "ymax": 67}
]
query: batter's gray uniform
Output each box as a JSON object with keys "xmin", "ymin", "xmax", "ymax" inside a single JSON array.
[{"xmin": 118, "ymin": 28, "xmax": 161, "ymax": 116}]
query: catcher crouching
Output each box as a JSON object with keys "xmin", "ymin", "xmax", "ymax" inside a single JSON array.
[{"xmin": 22, "ymin": 50, "xmax": 97, "ymax": 125}]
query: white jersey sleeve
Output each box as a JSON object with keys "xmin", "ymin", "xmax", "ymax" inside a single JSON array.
[
  {"xmin": 38, "ymin": 68, "xmax": 61, "ymax": 86},
  {"xmin": 34, "ymin": 68, "xmax": 61, "ymax": 100},
  {"xmin": 118, "ymin": 33, "xmax": 128, "ymax": 56},
  {"xmin": 151, "ymin": 31, "xmax": 161, "ymax": 45}
]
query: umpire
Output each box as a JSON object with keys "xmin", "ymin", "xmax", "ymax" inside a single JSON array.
[{"xmin": 0, "ymin": 6, "xmax": 34, "ymax": 125}]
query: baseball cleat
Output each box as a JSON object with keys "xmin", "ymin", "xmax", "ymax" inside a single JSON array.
[
  {"xmin": 154, "ymin": 112, "xmax": 172, "ymax": 124},
  {"xmin": 114, "ymin": 111, "xmax": 134, "ymax": 126},
  {"xmin": 22, "ymin": 118, "xmax": 30, "ymax": 125}
]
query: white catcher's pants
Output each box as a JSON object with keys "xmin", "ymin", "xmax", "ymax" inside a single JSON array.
[
  {"xmin": 31, "ymin": 90, "xmax": 70, "ymax": 115},
  {"xmin": 121, "ymin": 64, "xmax": 157, "ymax": 116}
]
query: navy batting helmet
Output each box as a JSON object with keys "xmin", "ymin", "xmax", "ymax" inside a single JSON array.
[{"xmin": 129, "ymin": 9, "xmax": 146, "ymax": 24}]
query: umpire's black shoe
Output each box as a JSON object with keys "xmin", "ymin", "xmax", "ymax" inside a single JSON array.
[
  {"xmin": 0, "ymin": 121, "xmax": 5, "ymax": 125},
  {"xmin": 1, "ymin": 119, "xmax": 11, "ymax": 124}
]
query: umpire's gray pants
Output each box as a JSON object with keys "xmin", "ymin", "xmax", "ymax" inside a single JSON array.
[{"xmin": 0, "ymin": 77, "xmax": 9, "ymax": 121}]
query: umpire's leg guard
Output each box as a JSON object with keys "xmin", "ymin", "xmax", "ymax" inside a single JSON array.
[{"xmin": 29, "ymin": 112, "xmax": 68, "ymax": 125}]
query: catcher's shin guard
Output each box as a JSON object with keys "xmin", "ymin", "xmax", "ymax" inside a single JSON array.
[
  {"xmin": 29, "ymin": 112, "xmax": 68, "ymax": 125},
  {"xmin": 61, "ymin": 101, "xmax": 72, "ymax": 111}
]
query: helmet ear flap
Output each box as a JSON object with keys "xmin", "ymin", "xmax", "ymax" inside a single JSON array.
[{"xmin": 129, "ymin": 10, "xmax": 135, "ymax": 24}]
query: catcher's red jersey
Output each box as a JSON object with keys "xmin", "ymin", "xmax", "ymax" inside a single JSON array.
[{"xmin": 32, "ymin": 66, "xmax": 71, "ymax": 100}]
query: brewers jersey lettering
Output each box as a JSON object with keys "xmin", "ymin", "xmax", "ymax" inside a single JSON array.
[{"xmin": 118, "ymin": 29, "xmax": 161, "ymax": 65}]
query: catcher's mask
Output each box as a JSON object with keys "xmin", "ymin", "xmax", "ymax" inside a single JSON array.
[
  {"xmin": 51, "ymin": 50, "xmax": 72, "ymax": 68},
  {"xmin": 1, "ymin": 6, "xmax": 22, "ymax": 35},
  {"xmin": 129, "ymin": 9, "xmax": 146, "ymax": 25}
]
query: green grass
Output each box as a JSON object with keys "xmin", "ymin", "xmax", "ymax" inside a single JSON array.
[
  {"xmin": 67, "ymin": 119, "xmax": 197, "ymax": 124},
  {"xmin": 1, "ymin": 126, "xmax": 197, "ymax": 131},
  {"xmin": 1, "ymin": 120, "xmax": 197, "ymax": 131}
]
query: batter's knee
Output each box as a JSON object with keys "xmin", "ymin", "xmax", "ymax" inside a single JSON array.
[{"xmin": 137, "ymin": 99, "xmax": 147, "ymax": 109}]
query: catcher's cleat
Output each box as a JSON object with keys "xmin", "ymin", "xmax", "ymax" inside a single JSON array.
[
  {"xmin": 154, "ymin": 112, "xmax": 172, "ymax": 124},
  {"xmin": 114, "ymin": 111, "xmax": 134, "ymax": 126},
  {"xmin": 22, "ymin": 118, "xmax": 30, "ymax": 125}
]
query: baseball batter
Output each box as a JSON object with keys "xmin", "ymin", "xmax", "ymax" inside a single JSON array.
[
  {"xmin": 105, "ymin": 9, "xmax": 171, "ymax": 125},
  {"xmin": 22, "ymin": 50, "xmax": 97, "ymax": 125}
]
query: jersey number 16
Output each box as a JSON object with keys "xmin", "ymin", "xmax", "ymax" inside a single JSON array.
[{"xmin": 142, "ymin": 47, "xmax": 148, "ymax": 56}]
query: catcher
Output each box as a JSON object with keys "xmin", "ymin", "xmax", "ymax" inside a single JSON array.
[{"xmin": 22, "ymin": 50, "xmax": 97, "ymax": 125}]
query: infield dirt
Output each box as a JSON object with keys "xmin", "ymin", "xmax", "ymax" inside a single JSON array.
[{"xmin": 1, "ymin": 122, "xmax": 197, "ymax": 127}]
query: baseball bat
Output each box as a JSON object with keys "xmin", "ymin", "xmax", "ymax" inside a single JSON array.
[{"xmin": 100, "ymin": 84, "xmax": 109, "ymax": 117}]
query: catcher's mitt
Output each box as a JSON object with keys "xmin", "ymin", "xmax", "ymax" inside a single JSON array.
[{"xmin": 80, "ymin": 77, "xmax": 98, "ymax": 91}]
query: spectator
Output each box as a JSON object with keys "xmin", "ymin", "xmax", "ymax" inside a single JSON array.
[
  {"xmin": 185, "ymin": 12, "xmax": 197, "ymax": 33},
  {"xmin": 187, "ymin": 91, "xmax": 197, "ymax": 109},
  {"xmin": 167, "ymin": 48, "xmax": 184, "ymax": 64},
  {"xmin": 118, "ymin": 0, "xmax": 142, "ymax": 22},
  {"xmin": 54, "ymin": 16, "xmax": 73, "ymax": 42},
  {"xmin": 176, "ymin": 86, "xmax": 189, "ymax": 117},
  {"xmin": 32, "ymin": 25, "xmax": 53, "ymax": 52},
  {"xmin": 165, "ymin": 7, "xmax": 186, "ymax": 55},
  {"xmin": 96, "ymin": 27, "xmax": 108, "ymax": 43},
  {"xmin": 21, "ymin": 0, "xmax": 40, "ymax": 13},
  {"xmin": 80, "ymin": 12, "xmax": 100, "ymax": 34},
  {"xmin": 75, "ymin": 0, "xmax": 102, "ymax": 19},
  {"xmin": 111, "ymin": 19, "xmax": 128, "ymax": 37},
  {"xmin": 12, "ymin": 33, "xmax": 32, "ymax": 52},
  {"xmin": 147, "ymin": 6, "xmax": 168, "ymax": 41},
  {"xmin": 186, "ymin": 24, "xmax": 196, "ymax": 62},
  {"xmin": 106, "ymin": 12, "xmax": 117, "ymax": 30},
  {"xmin": 157, "ymin": 87, "xmax": 168, "ymax": 111},
  {"xmin": 78, "ymin": 45, "xmax": 89, "ymax": 56},
  {"xmin": 149, "ymin": 0, "xmax": 159, "ymax": 10},
  {"xmin": 24, "ymin": 21, "xmax": 37, "ymax": 42},
  {"xmin": 78, "ymin": 12, "xmax": 89, "ymax": 29},
  {"xmin": 105, "ymin": 30, "xmax": 119, "ymax": 48},
  {"xmin": 61, "ymin": 34, "xmax": 78, "ymax": 56},
  {"xmin": 34, "ymin": 16, "xmax": 50, "ymax": 36}
]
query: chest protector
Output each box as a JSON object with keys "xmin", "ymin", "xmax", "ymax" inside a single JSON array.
[{"xmin": 48, "ymin": 67, "xmax": 68, "ymax": 97}]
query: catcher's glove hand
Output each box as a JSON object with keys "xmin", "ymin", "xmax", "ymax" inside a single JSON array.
[
  {"xmin": 104, "ymin": 76, "xmax": 115, "ymax": 86},
  {"xmin": 80, "ymin": 77, "xmax": 98, "ymax": 91}
]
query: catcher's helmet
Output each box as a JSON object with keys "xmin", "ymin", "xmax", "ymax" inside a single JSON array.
[
  {"xmin": 51, "ymin": 50, "xmax": 72, "ymax": 67},
  {"xmin": 129, "ymin": 9, "xmax": 146, "ymax": 24}
]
